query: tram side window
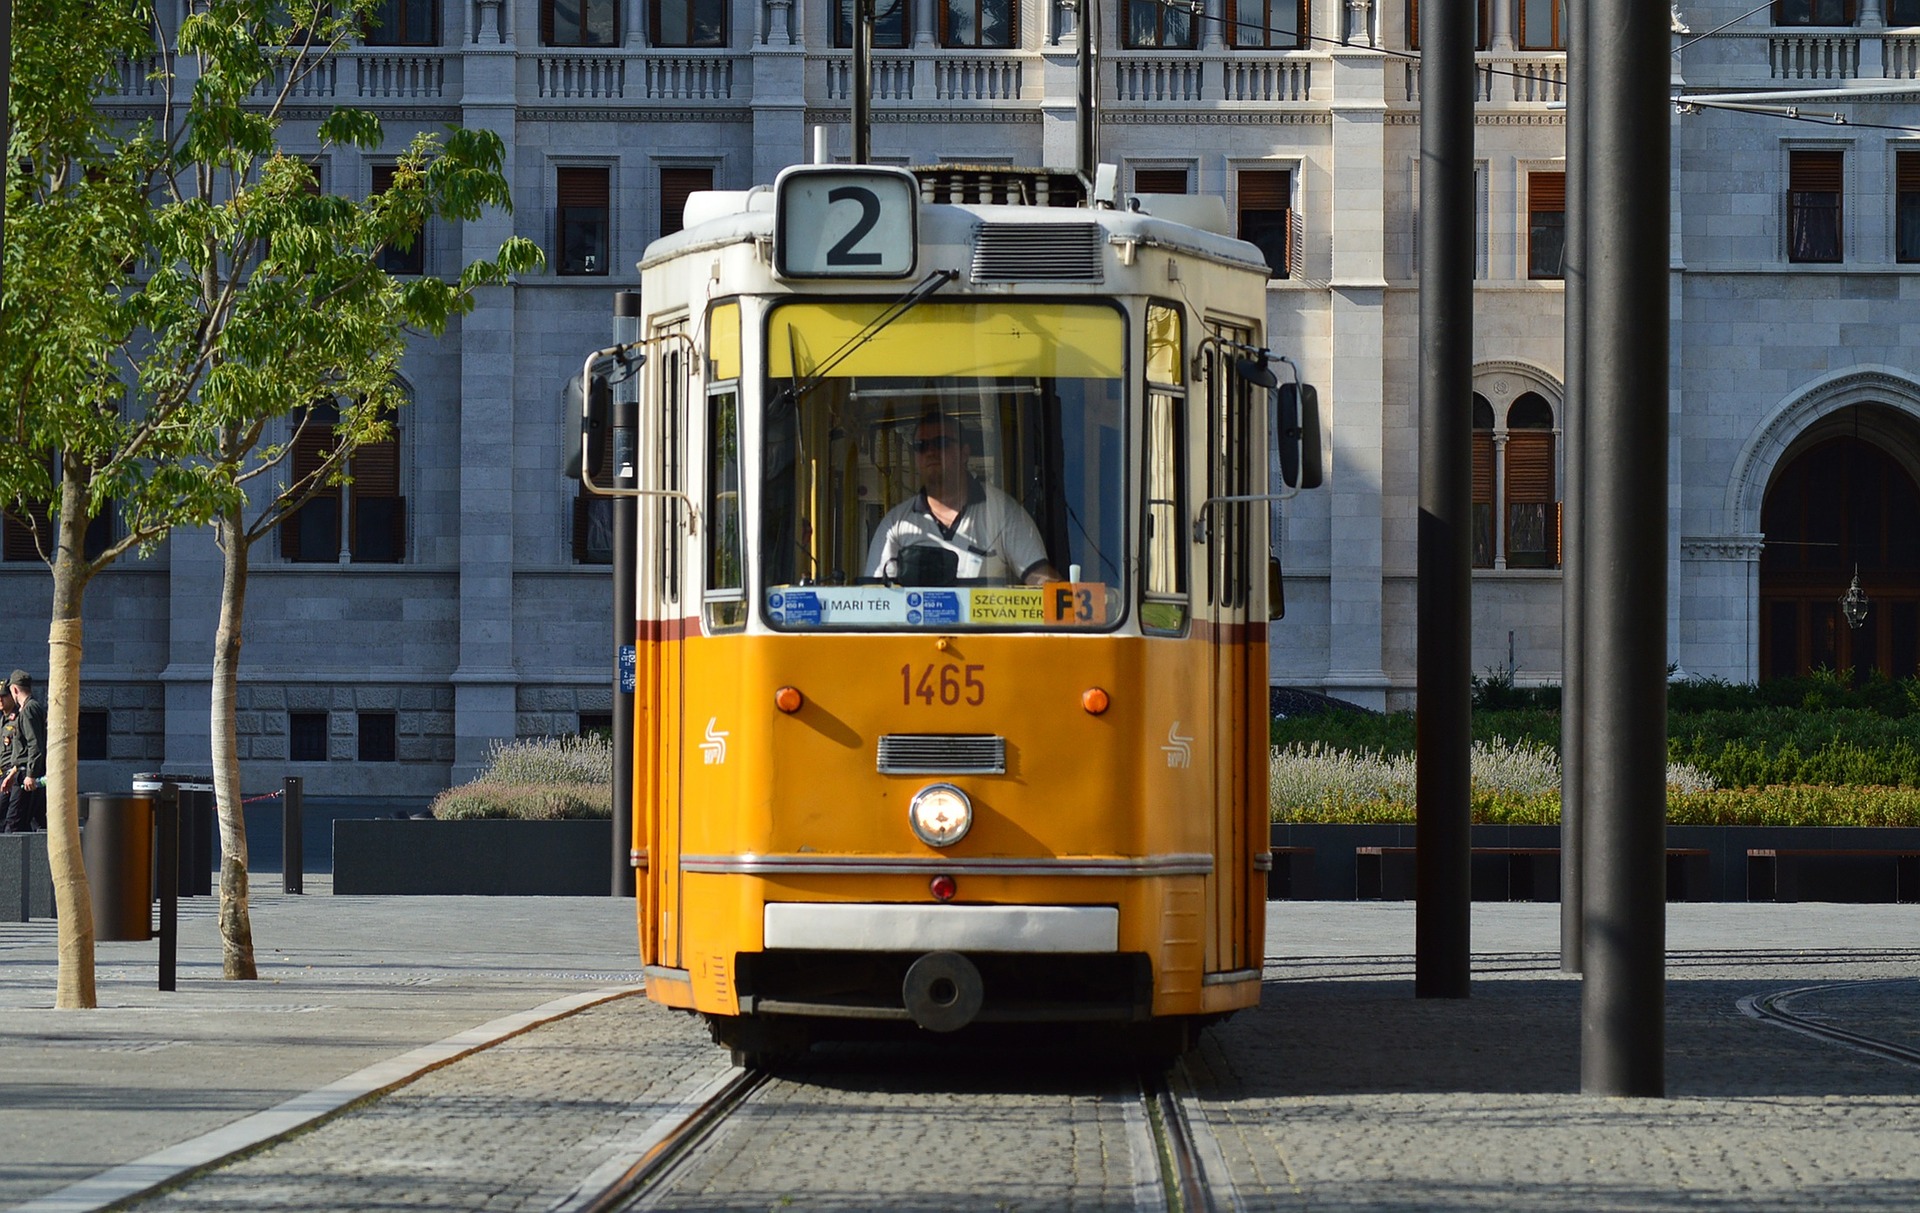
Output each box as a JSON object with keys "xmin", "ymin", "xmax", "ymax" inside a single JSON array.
[
  {"xmin": 706, "ymin": 389, "xmax": 746, "ymax": 630},
  {"xmin": 1143, "ymin": 392, "xmax": 1189, "ymax": 633}
]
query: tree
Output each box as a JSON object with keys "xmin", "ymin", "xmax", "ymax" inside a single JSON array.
[{"xmin": 2, "ymin": 0, "xmax": 541, "ymax": 1003}]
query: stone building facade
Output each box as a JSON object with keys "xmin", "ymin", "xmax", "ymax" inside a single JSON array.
[{"xmin": 5, "ymin": 0, "xmax": 1917, "ymax": 793}]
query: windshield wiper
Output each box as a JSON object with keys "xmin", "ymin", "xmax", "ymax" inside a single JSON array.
[{"xmin": 778, "ymin": 268, "xmax": 960, "ymax": 406}]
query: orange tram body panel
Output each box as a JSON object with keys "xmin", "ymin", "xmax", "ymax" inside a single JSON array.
[{"xmin": 584, "ymin": 165, "xmax": 1322, "ymax": 1056}]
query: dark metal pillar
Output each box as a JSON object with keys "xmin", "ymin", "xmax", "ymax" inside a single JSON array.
[
  {"xmin": 1077, "ymin": 0, "xmax": 1099, "ymax": 178},
  {"xmin": 282, "ymin": 775, "xmax": 304, "ymax": 895},
  {"xmin": 852, "ymin": 0, "xmax": 872, "ymax": 163},
  {"xmin": 1415, "ymin": 0, "xmax": 1475, "ymax": 999},
  {"xmin": 611, "ymin": 292, "xmax": 643, "ymax": 898},
  {"xmin": 155, "ymin": 789, "xmax": 178, "ymax": 993},
  {"xmin": 1559, "ymin": 0, "xmax": 1587, "ymax": 974},
  {"xmin": 1581, "ymin": 0, "xmax": 1669, "ymax": 1097}
]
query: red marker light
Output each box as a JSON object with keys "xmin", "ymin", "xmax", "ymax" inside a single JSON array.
[
  {"xmin": 774, "ymin": 686, "xmax": 804, "ymax": 713},
  {"xmin": 1082, "ymin": 687, "xmax": 1110, "ymax": 715},
  {"xmin": 930, "ymin": 874, "xmax": 958, "ymax": 902}
]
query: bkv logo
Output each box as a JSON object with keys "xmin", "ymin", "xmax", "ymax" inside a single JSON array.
[
  {"xmin": 700, "ymin": 718, "xmax": 729, "ymax": 765},
  {"xmin": 1162, "ymin": 721, "xmax": 1193, "ymax": 769}
]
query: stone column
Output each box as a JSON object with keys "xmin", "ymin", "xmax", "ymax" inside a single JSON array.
[{"xmin": 1322, "ymin": 50, "xmax": 1392, "ymax": 709}]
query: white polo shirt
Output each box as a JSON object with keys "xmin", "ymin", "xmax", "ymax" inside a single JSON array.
[{"xmin": 866, "ymin": 480, "xmax": 1052, "ymax": 583}]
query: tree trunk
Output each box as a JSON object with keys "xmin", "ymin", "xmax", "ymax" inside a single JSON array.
[
  {"xmin": 212, "ymin": 505, "xmax": 257, "ymax": 980},
  {"xmin": 49, "ymin": 470, "xmax": 97, "ymax": 1009}
]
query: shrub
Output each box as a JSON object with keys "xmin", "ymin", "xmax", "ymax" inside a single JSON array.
[
  {"xmin": 430, "ymin": 781, "xmax": 610, "ymax": 821},
  {"xmin": 431, "ymin": 735, "xmax": 615, "ymax": 820}
]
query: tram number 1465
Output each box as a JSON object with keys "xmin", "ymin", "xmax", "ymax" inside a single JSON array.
[{"xmin": 902, "ymin": 663, "xmax": 987, "ymax": 707}]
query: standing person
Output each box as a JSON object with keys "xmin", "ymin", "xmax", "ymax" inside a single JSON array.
[
  {"xmin": 0, "ymin": 685, "xmax": 18, "ymax": 832},
  {"xmin": 2, "ymin": 672, "xmax": 47, "ymax": 833}
]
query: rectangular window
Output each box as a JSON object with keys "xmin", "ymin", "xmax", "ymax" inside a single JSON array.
[
  {"xmin": 1228, "ymin": 0, "xmax": 1308, "ymax": 48},
  {"xmin": 358, "ymin": 711, "xmax": 397, "ymax": 762},
  {"xmin": 1788, "ymin": 149, "xmax": 1843, "ymax": 263},
  {"xmin": 1408, "ymin": 0, "xmax": 1490, "ymax": 49},
  {"xmin": 78, "ymin": 710, "xmax": 111, "ymax": 761},
  {"xmin": 1504, "ymin": 431, "xmax": 1557, "ymax": 568},
  {"xmin": 835, "ymin": 0, "xmax": 910, "ymax": 46},
  {"xmin": 348, "ymin": 427, "xmax": 405, "ymax": 562},
  {"xmin": 1528, "ymin": 170, "xmax": 1566, "ymax": 279},
  {"xmin": 542, "ymin": 0, "xmax": 619, "ymax": 44},
  {"xmin": 1891, "ymin": 0, "xmax": 1920, "ymax": 22},
  {"xmin": 660, "ymin": 167, "xmax": 713, "ymax": 239},
  {"xmin": 941, "ymin": 0, "xmax": 1015, "ymax": 46},
  {"xmin": 706, "ymin": 389, "xmax": 745, "ymax": 630},
  {"xmin": 651, "ymin": 0, "xmax": 726, "ymax": 45},
  {"xmin": 1143, "ymin": 305, "xmax": 1188, "ymax": 633},
  {"xmin": 371, "ymin": 164, "xmax": 425, "ymax": 276},
  {"xmin": 363, "ymin": 0, "xmax": 437, "ymax": 44},
  {"xmin": 1897, "ymin": 151, "xmax": 1920, "ymax": 264},
  {"xmin": 1774, "ymin": 0, "xmax": 1853, "ymax": 23},
  {"xmin": 578, "ymin": 711, "xmax": 613, "ymax": 737},
  {"xmin": 557, "ymin": 166, "xmax": 610, "ymax": 276},
  {"xmin": 290, "ymin": 711, "xmax": 330, "ymax": 762},
  {"xmin": 1125, "ymin": 0, "xmax": 1197, "ymax": 47},
  {"xmin": 1134, "ymin": 168, "xmax": 1189, "ymax": 195},
  {"xmin": 1519, "ymin": 0, "xmax": 1562, "ymax": 48},
  {"xmin": 1237, "ymin": 169, "xmax": 1293, "ymax": 279}
]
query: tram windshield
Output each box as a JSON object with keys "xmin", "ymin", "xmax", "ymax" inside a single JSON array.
[{"xmin": 761, "ymin": 300, "xmax": 1125, "ymax": 631}]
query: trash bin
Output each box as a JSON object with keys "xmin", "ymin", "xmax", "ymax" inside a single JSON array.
[
  {"xmin": 80, "ymin": 793, "xmax": 153, "ymax": 942},
  {"xmin": 133, "ymin": 773, "xmax": 214, "ymax": 897}
]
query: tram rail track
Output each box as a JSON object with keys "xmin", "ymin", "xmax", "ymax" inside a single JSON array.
[
  {"xmin": 1738, "ymin": 978, "xmax": 1920, "ymax": 1070},
  {"xmin": 562, "ymin": 1054, "xmax": 1235, "ymax": 1213}
]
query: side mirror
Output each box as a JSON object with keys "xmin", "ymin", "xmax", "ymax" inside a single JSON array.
[
  {"xmin": 1276, "ymin": 382, "xmax": 1323, "ymax": 490},
  {"xmin": 567, "ymin": 374, "xmax": 612, "ymax": 482}
]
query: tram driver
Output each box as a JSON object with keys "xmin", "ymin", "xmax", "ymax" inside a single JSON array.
[{"xmin": 866, "ymin": 412, "xmax": 1061, "ymax": 586}]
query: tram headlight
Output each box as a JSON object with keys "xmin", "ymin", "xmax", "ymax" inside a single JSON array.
[{"xmin": 908, "ymin": 783, "xmax": 973, "ymax": 848}]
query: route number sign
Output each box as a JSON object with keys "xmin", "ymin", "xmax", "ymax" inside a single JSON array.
[{"xmin": 774, "ymin": 166, "xmax": 917, "ymax": 279}]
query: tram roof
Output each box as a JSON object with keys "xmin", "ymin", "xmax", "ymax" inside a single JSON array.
[{"xmin": 635, "ymin": 166, "xmax": 1273, "ymax": 281}]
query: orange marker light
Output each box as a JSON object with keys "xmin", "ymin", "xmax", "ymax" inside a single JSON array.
[
  {"xmin": 1081, "ymin": 687, "xmax": 1111, "ymax": 715},
  {"xmin": 774, "ymin": 686, "xmax": 804, "ymax": 713}
]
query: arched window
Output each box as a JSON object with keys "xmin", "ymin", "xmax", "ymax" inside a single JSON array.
[
  {"xmin": 1469, "ymin": 389, "xmax": 1561, "ymax": 569},
  {"xmin": 280, "ymin": 399, "xmax": 408, "ymax": 564}
]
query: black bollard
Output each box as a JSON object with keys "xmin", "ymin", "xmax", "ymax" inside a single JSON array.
[{"xmin": 283, "ymin": 776, "xmax": 304, "ymax": 895}]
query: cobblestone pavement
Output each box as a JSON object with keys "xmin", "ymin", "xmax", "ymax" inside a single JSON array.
[
  {"xmin": 1184, "ymin": 903, "xmax": 1920, "ymax": 1212},
  {"xmin": 8, "ymin": 898, "xmax": 1920, "ymax": 1212}
]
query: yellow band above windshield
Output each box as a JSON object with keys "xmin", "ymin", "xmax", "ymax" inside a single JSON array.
[{"xmin": 768, "ymin": 302, "xmax": 1124, "ymax": 380}]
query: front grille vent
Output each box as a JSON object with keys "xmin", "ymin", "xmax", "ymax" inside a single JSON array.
[
  {"xmin": 876, "ymin": 734, "xmax": 1007, "ymax": 775},
  {"xmin": 971, "ymin": 223, "xmax": 1103, "ymax": 282}
]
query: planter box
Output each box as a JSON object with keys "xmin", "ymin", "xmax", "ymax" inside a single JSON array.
[
  {"xmin": 332, "ymin": 819, "xmax": 613, "ymax": 895},
  {"xmin": 0, "ymin": 831, "xmax": 55, "ymax": 922},
  {"xmin": 1269, "ymin": 823, "xmax": 1920, "ymax": 903}
]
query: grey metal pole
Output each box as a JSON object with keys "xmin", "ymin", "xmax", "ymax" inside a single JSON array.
[
  {"xmin": 1415, "ymin": 0, "xmax": 1475, "ymax": 999},
  {"xmin": 611, "ymin": 292, "xmax": 642, "ymax": 898},
  {"xmin": 853, "ymin": 0, "xmax": 872, "ymax": 163},
  {"xmin": 1560, "ymin": 0, "xmax": 1587, "ymax": 974},
  {"xmin": 281, "ymin": 775, "xmax": 304, "ymax": 894},
  {"xmin": 1581, "ymin": 0, "xmax": 1668, "ymax": 1097}
]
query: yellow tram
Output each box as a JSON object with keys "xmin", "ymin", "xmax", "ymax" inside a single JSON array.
[{"xmin": 581, "ymin": 164, "xmax": 1321, "ymax": 1059}]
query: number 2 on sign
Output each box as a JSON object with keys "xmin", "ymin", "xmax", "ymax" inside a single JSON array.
[{"xmin": 901, "ymin": 663, "xmax": 986, "ymax": 707}]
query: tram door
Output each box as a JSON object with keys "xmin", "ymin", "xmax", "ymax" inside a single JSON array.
[
  {"xmin": 1202, "ymin": 325, "xmax": 1259, "ymax": 976},
  {"xmin": 643, "ymin": 325, "xmax": 690, "ymax": 970}
]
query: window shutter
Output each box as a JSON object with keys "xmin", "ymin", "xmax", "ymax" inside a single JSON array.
[
  {"xmin": 558, "ymin": 166, "xmax": 610, "ymax": 209},
  {"xmin": 1471, "ymin": 433, "xmax": 1495, "ymax": 504},
  {"xmin": 660, "ymin": 167, "xmax": 712, "ymax": 237},
  {"xmin": 1505, "ymin": 432, "xmax": 1555, "ymax": 503},
  {"xmin": 1897, "ymin": 152, "xmax": 1920, "ymax": 193},
  {"xmin": 350, "ymin": 435, "xmax": 400, "ymax": 498},
  {"xmin": 371, "ymin": 163, "xmax": 398, "ymax": 194},
  {"xmin": 281, "ymin": 420, "xmax": 338, "ymax": 560},
  {"xmin": 1529, "ymin": 171, "xmax": 1565, "ymax": 213},
  {"xmin": 1239, "ymin": 169, "xmax": 1289, "ymax": 211},
  {"xmin": 1790, "ymin": 150, "xmax": 1843, "ymax": 193},
  {"xmin": 1136, "ymin": 169, "xmax": 1188, "ymax": 195},
  {"xmin": 3, "ymin": 500, "xmax": 51, "ymax": 562},
  {"xmin": 540, "ymin": 0, "xmax": 556, "ymax": 42}
]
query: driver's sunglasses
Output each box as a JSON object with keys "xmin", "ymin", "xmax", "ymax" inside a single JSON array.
[{"xmin": 912, "ymin": 435, "xmax": 957, "ymax": 454}]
